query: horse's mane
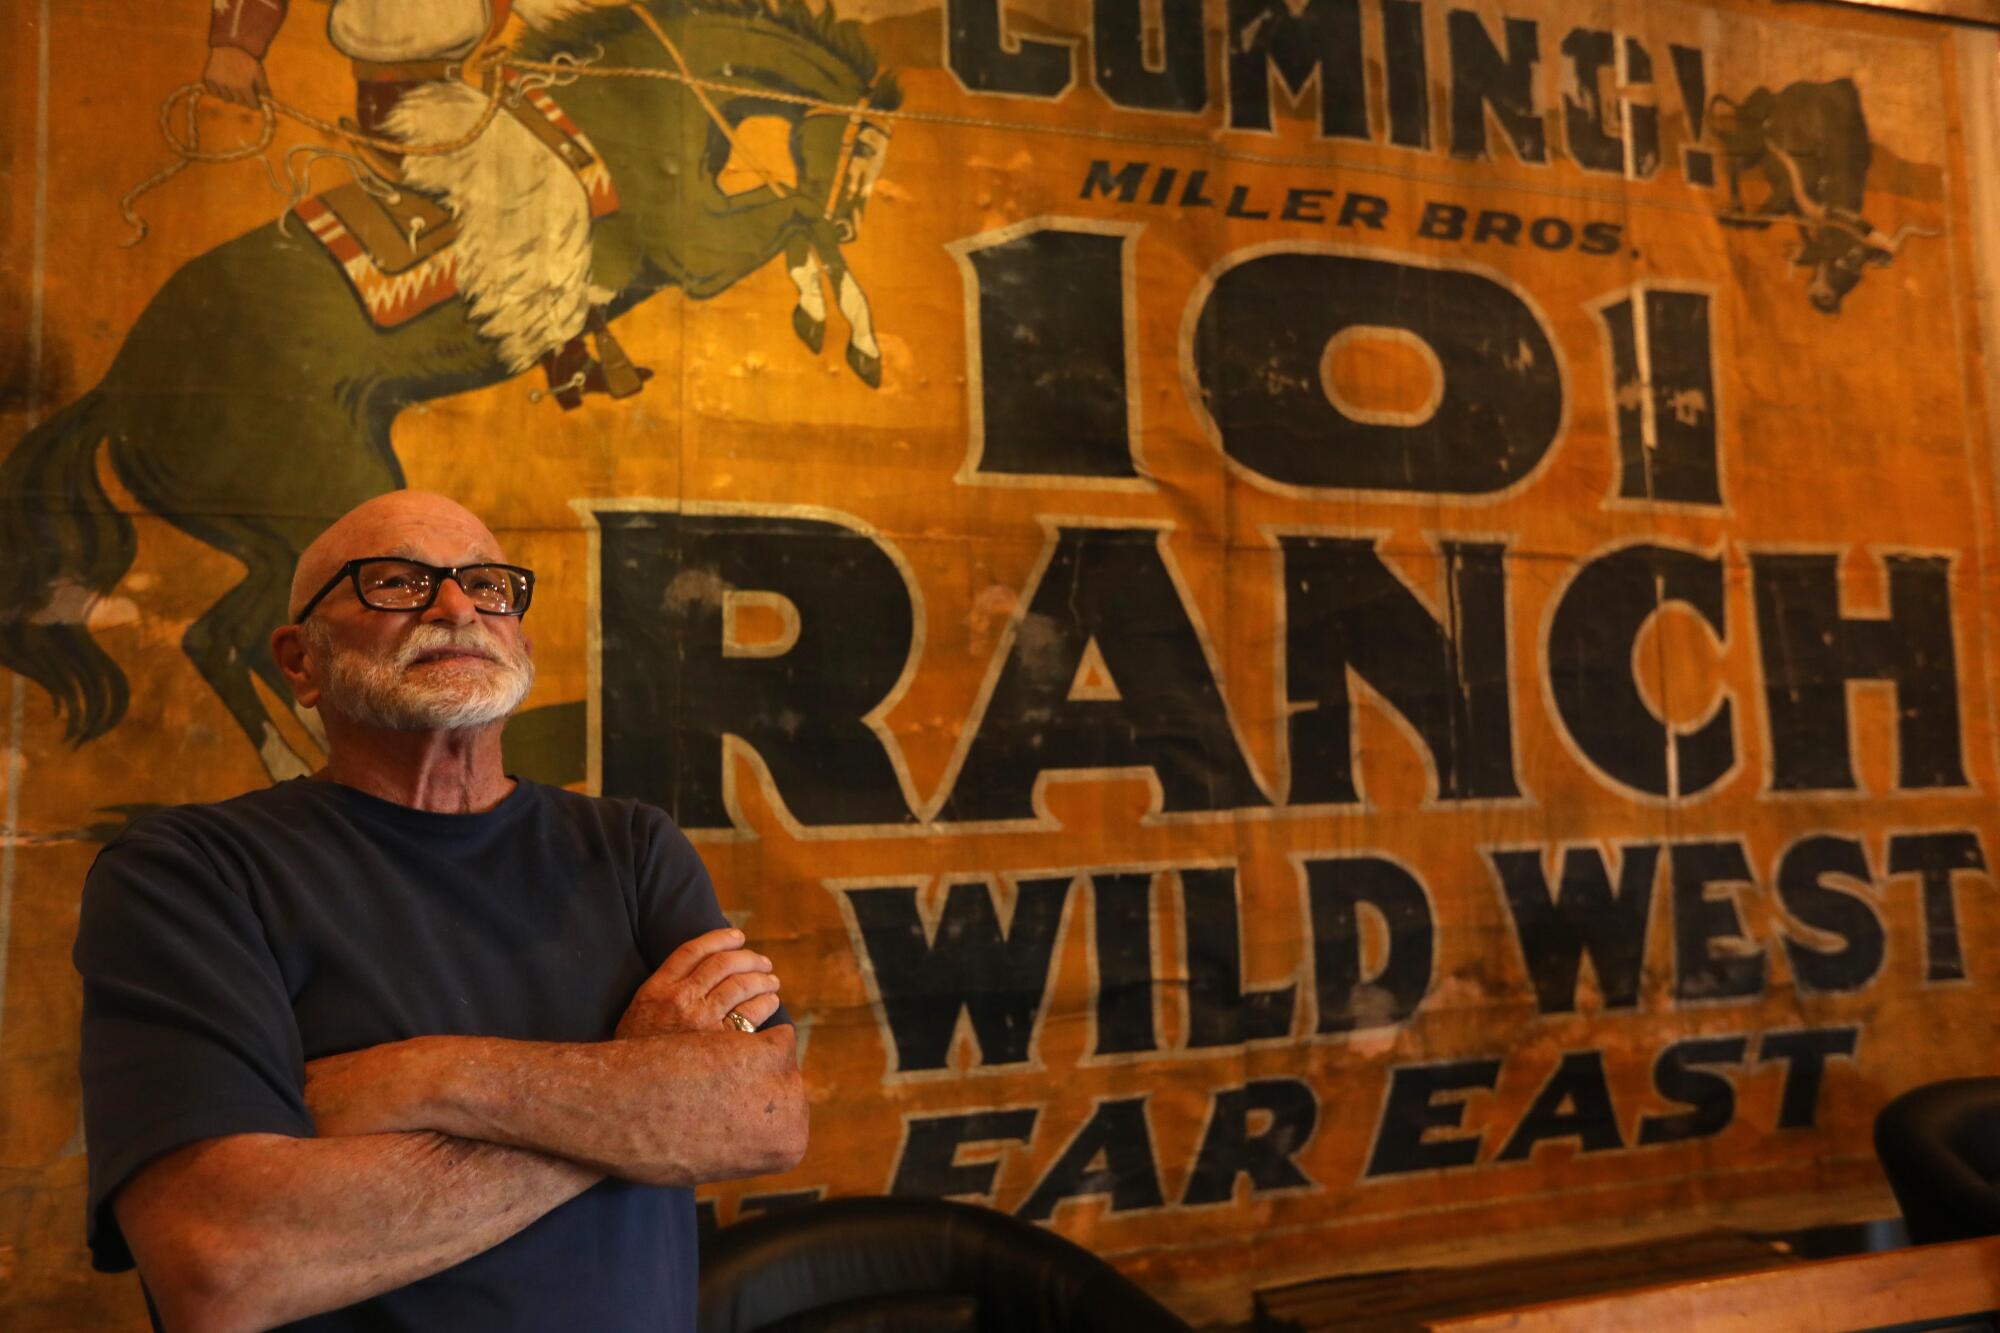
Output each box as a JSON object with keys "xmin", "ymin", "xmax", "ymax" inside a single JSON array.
[{"xmin": 524, "ymin": 0, "xmax": 903, "ymax": 111}]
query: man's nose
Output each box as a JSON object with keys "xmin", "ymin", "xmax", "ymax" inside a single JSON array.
[{"xmin": 422, "ymin": 575, "xmax": 482, "ymax": 625}]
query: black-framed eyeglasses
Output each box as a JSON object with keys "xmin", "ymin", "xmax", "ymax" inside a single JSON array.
[{"xmin": 294, "ymin": 557, "xmax": 536, "ymax": 623}]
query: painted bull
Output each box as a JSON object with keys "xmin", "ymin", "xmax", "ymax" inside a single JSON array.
[{"xmin": 1713, "ymin": 78, "xmax": 1928, "ymax": 313}]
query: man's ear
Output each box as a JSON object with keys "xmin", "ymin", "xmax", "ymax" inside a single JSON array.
[{"xmin": 270, "ymin": 624, "xmax": 322, "ymax": 710}]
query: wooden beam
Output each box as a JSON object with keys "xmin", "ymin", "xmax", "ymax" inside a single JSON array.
[
  {"xmin": 1793, "ymin": 0, "xmax": 2000, "ymax": 27},
  {"xmin": 1428, "ymin": 1234, "xmax": 2000, "ymax": 1332}
]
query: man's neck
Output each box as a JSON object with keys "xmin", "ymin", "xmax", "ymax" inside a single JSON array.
[{"xmin": 316, "ymin": 723, "xmax": 515, "ymax": 814}]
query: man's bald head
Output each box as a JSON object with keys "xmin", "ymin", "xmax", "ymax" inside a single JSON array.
[{"xmin": 290, "ymin": 490, "xmax": 508, "ymax": 621}]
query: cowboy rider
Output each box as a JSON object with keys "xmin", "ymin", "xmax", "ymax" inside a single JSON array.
[{"xmin": 202, "ymin": 0, "xmax": 648, "ymax": 410}]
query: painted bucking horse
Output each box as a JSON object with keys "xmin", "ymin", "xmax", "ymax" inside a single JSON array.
[{"xmin": 0, "ymin": 0, "xmax": 898, "ymax": 780}]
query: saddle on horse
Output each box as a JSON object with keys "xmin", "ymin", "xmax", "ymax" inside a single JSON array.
[{"xmin": 293, "ymin": 73, "xmax": 645, "ymax": 410}]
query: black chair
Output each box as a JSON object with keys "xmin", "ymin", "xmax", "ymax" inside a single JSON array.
[
  {"xmin": 1874, "ymin": 1077, "xmax": 2000, "ymax": 1244},
  {"xmin": 698, "ymin": 1197, "xmax": 1193, "ymax": 1333}
]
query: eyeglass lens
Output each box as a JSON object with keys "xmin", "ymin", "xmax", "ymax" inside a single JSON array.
[{"xmin": 355, "ymin": 560, "xmax": 527, "ymax": 613}]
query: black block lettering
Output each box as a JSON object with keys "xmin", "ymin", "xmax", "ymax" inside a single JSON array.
[
  {"xmin": 1080, "ymin": 159, "xmax": 1147, "ymax": 203},
  {"xmin": 1759, "ymin": 1027, "xmax": 1859, "ymax": 1130},
  {"xmin": 1016, "ymin": 1097, "xmax": 1165, "ymax": 1221},
  {"xmin": 1226, "ymin": 0, "xmax": 1367, "ymax": 138},
  {"xmin": 1623, "ymin": 39, "xmax": 1661, "ymax": 176},
  {"xmin": 1447, "ymin": 10, "xmax": 1546, "ymax": 163},
  {"xmin": 596, "ymin": 510, "xmax": 915, "ymax": 830},
  {"xmin": 1670, "ymin": 841, "xmax": 1766, "ymax": 1002},
  {"xmin": 1282, "ymin": 187, "xmax": 1334, "ymax": 222},
  {"xmin": 1472, "ymin": 210, "xmax": 1512, "ymax": 244},
  {"xmin": 1366, "ymin": 1059, "xmax": 1501, "ymax": 1176},
  {"xmin": 962, "ymin": 224, "xmax": 1137, "ymax": 478},
  {"xmin": 1556, "ymin": 32, "xmax": 1657, "ymax": 177},
  {"xmin": 1752, "ymin": 553, "xmax": 1965, "ymax": 791},
  {"xmin": 1530, "ymin": 216, "xmax": 1573, "ymax": 249},
  {"xmin": 949, "ymin": 0, "xmax": 1072, "ymax": 96},
  {"xmin": 1548, "ymin": 544, "xmax": 1731, "ymax": 798},
  {"xmin": 1183, "ymin": 1080, "xmax": 1319, "ymax": 1205},
  {"xmin": 1194, "ymin": 251, "xmax": 1561, "ymax": 494},
  {"xmin": 1093, "ymin": 0, "xmax": 1206, "ymax": 112},
  {"xmin": 1560, "ymin": 29, "xmax": 1622, "ymax": 173},
  {"xmin": 1671, "ymin": 44, "xmax": 1714, "ymax": 186},
  {"xmin": 1638, "ymin": 1035, "xmax": 1748, "ymax": 1146},
  {"xmin": 1225, "ymin": 184, "xmax": 1270, "ymax": 219},
  {"xmin": 1887, "ymin": 831, "xmax": 1988, "ymax": 982},
  {"xmin": 844, "ymin": 877, "xmax": 1072, "ymax": 1071},
  {"xmin": 1383, "ymin": 0, "xmax": 1430, "ymax": 149},
  {"xmin": 1307, "ymin": 855, "xmax": 1435, "ymax": 1032},
  {"xmin": 892, "ymin": 1108, "xmax": 1038, "ymax": 1198},
  {"xmin": 1418, "ymin": 200, "xmax": 1467, "ymax": 239},
  {"xmin": 1473, "ymin": 210, "xmax": 1522, "ymax": 244},
  {"xmin": 1337, "ymin": 193, "xmax": 1390, "ymax": 229},
  {"xmin": 1580, "ymin": 221, "xmax": 1622, "ymax": 254},
  {"xmin": 1282, "ymin": 537, "xmax": 1515, "ymax": 805},
  {"xmin": 1489, "ymin": 843, "xmax": 1658, "ymax": 1014},
  {"xmin": 942, "ymin": 527, "xmax": 1266, "ymax": 821},
  {"xmin": 1776, "ymin": 835, "xmax": 1883, "ymax": 994},
  {"xmin": 1091, "ymin": 871, "xmax": 1157, "ymax": 1055},
  {"xmin": 1496, "ymin": 1050, "xmax": 1625, "ymax": 1160},
  {"xmin": 1597, "ymin": 289, "xmax": 1721, "ymax": 504},
  {"xmin": 1182, "ymin": 866, "xmax": 1297, "ymax": 1048}
]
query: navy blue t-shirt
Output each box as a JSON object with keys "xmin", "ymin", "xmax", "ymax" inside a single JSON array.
[{"xmin": 75, "ymin": 776, "xmax": 756, "ymax": 1330}]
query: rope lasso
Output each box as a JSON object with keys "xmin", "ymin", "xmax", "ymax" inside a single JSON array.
[
  {"xmin": 123, "ymin": 14, "xmax": 1929, "ymax": 246},
  {"xmin": 119, "ymin": 51, "xmax": 512, "ymax": 246},
  {"xmin": 117, "ymin": 85, "xmax": 276, "ymax": 246}
]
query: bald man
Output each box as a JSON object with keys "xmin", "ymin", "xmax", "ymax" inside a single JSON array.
[{"xmin": 74, "ymin": 491, "xmax": 805, "ymax": 1331}]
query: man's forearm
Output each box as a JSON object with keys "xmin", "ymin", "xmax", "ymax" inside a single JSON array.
[
  {"xmin": 209, "ymin": 0, "xmax": 288, "ymax": 57},
  {"xmin": 119, "ymin": 1130, "xmax": 598, "ymax": 1332},
  {"xmin": 353, "ymin": 1026, "xmax": 808, "ymax": 1187}
]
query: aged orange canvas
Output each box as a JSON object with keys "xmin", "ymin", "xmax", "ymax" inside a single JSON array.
[{"xmin": 1, "ymin": 0, "xmax": 1995, "ymax": 1324}]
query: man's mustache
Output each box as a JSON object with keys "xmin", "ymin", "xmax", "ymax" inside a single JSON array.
[{"xmin": 393, "ymin": 624, "xmax": 523, "ymax": 670}]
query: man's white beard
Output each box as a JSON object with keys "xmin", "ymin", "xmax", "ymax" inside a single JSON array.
[{"xmin": 304, "ymin": 619, "xmax": 535, "ymax": 732}]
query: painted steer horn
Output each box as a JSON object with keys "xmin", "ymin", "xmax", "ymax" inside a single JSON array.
[
  {"xmin": 1767, "ymin": 144, "xmax": 1828, "ymax": 223},
  {"xmin": 1766, "ymin": 143, "xmax": 1933, "ymax": 259},
  {"xmin": 1861, "ymin": 221, "xmax": 1941, "ymax": 260}
]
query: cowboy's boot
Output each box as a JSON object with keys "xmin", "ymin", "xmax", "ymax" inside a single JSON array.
[
  {"xmin": 538, "ymin": 334, "xmax": 594, "ymax": 411},
  {"xmin": 586, "ymin": 309, "xmax": 652, "ymax": 399}
]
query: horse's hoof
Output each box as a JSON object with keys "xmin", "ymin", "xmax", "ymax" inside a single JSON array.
[
  {"xmin": 793, "ymin": 306, "xmax": 826, "ymax": 354},
  {"xmin": 847, "ymin": 343, "xmax": 882, "ymax": 389}
]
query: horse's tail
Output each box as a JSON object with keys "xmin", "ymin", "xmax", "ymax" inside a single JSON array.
[{"xmin": 0, "ymin": 391, "xmax": 136, "ymax": 743}]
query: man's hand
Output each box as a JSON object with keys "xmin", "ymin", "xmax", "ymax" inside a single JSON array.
[
  {"xmin": 204, "ymin": 45, "xmax": 270, "ymax": 107},
  {"xmin": 617, "ymin": 927, "xmax": 782, "ymax": 1038},
  {"xmin": 305, "ymin": 1038, "xmax": 439, "ymax": 1138}
]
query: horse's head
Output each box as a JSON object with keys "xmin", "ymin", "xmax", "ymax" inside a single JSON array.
[
  {"xmin": 526, "ymin": 1, "xmax": 899, "ymax": 233},
  {"xmin": 708, "ymin": 2, "xmax": 900, "ymax": 248},
  {"xmin": 517, "ymin": 0, "xmax": 899, "ymax": 382},
  {"xmin": 796, "ymin": 110, "xmax": 892, "ymax": 243}
]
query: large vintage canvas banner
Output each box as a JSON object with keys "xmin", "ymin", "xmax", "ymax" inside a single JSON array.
[{"xmin": 3, "ymin": 0, "xmax": 1997, "ymax": 1322}]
